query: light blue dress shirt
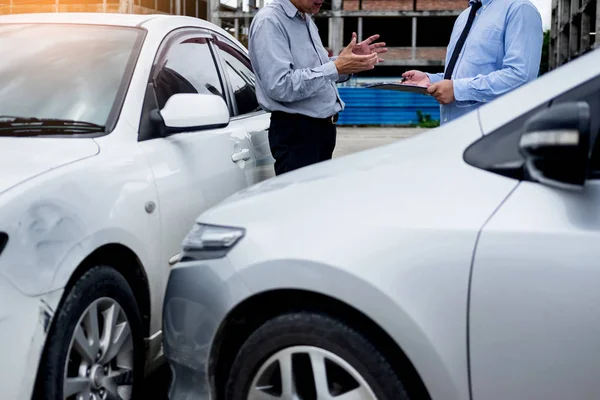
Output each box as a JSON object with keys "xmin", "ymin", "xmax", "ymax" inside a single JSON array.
[
  {"xmin": 248, "ymin": 0, "xmax": 349, "ymax": 119},
  {"xmin": 427, "ymin": 0, "xmax": 543, "ymax": 124}
]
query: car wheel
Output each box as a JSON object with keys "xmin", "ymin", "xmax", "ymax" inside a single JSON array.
[
  {"xmin": 226, "ymin": 312, "xmax": 409, "ymax": 400},
  {"xmin": 34, "ymin": 265, "xmax": 144, "ymax": 400}
]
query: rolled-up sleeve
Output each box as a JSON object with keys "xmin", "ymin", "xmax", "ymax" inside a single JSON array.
[
  {"xmin": 452, "ymin": 3, "xmax": 543, "ymax": 103},
  {"xmin": 249, "ymin": 17, "xmax": 340, "ymax": 103},
  {"xmin": 427, "ymin": 72, "xmax": 444, "ymax": 84},
  {"xmin": 330, "ymin": 56, "xmax": 351, "ymax": 83}
]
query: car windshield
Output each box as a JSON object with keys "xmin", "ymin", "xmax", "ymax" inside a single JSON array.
[{"xmin": 0, "ymin": 23, "xmax": 143, "ymax": 135}]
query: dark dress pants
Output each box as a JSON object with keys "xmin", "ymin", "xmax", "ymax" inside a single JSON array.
[{"xmin": 268, "ymin": 111, "xmax": 337, "ymax": 176}]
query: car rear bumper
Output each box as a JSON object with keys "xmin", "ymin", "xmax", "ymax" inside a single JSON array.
[{"xmin": 162, "ymin": 257, "xmax": 251, "ymax": 400}]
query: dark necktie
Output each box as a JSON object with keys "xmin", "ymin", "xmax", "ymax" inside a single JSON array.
[{"xmin": 444, "ymin": 1, "xmax": 483, "ymax": 80}]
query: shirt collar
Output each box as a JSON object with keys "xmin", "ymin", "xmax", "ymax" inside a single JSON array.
[
  {"xmin": 470, "ymin": 0, "xmax": 493, "ymax": 6},
  {"xmin": 276, "ymin": 0, "xmax": 301, "ymax": 18}
]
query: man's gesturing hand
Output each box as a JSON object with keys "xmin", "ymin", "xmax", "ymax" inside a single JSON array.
[
  {"xmin": 427, "ymin": 80, "xmax": 455, "ymax": 104},
  {"xmin": 334, "ymin": 35, "xmax": 379, "ymax": 75},
  {"xmin": 400, "ymin": 70, "xmax": 430, "ymax": 87},
  {"xmin": 351, "ymin": 32, "xmax": 387, "ymax": 60}
]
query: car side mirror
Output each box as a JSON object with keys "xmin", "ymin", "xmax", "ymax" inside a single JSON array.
[
  {"xmin": 150, "ymin": 93, "xmax": 230, "ymax": 136},
  {"xmin": 519, "ymin": 101, "xmax": 592, "ymax": 190}
]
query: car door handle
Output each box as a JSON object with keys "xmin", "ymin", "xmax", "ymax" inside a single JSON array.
[{"xmin": 232, "ymin": 148, "xmax": 251, "ymax": 162}]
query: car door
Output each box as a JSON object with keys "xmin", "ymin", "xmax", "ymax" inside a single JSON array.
[
  {"xmin": 138, "ymin": 28, "xmax": 254, "ymax": 280},
  {"xmin": 211, "ymin": 33, "xmax": 275, "ymax": 183},
  {"xmin": 468, "ymin": 76, "xmax": 600, "ymax": 399}
]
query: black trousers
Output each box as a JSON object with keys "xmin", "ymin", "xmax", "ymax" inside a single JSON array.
[{"xmin": 268, "ymin": 111, "xmax": 337, "ymax": 176}]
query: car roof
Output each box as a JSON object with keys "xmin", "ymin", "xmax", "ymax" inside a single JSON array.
[
  {"xmin": 0, "ymin": 12, "xmax": 161, "ymax": 26},
  {"xmin": 0, "ymin": 12, "xmax": 216, "ymax": 29},
  {"xmin": 0, "ymin": 12, "xmax": 247, "ymax": 51}
]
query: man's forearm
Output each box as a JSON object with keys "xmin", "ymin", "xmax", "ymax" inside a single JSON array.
[
  {"xmin": 453, "ymin": 68, "xmax": 529, "ymax": 103},
  {"xmin": 263, "ymin": 61, "xmax": 340, "ymax": 103}
]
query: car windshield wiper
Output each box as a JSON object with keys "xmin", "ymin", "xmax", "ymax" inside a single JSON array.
[{"xmin": 0, "ymin": 117, "xmax": 105, "ymax": 135}]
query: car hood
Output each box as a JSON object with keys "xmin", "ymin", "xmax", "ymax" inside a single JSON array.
[
  {"xmin": 0, "ymin": 137, "xmax": 100, "ymax": 196},
  {"xmin": 198, "ymin": 112, "xmax": 497, "ymax": 227}
]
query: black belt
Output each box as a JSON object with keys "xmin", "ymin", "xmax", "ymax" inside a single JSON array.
[{"xmin": 272, "ymin": 111, "xmax": 339, "ymax": 125}]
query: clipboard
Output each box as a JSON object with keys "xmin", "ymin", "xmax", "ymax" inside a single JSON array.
[{"xmin": 365, "ymin": 82, "xmax": 430, "ymax": 95}]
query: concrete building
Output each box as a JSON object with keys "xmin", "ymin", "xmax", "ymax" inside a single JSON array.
[
  {"xmin": 0, "ymin": 0, "xmax": 464, "ymax": 76},
  {"xmin": 0, "ymin": 0, "xmax": 234, "ymax": 23},
  {"xmin": 549, "ymin": 0, "xmax": 599, "ymax": 69},
  {"xmin": 218, "ymin": 0, "xmax": 465, "ymax": 76}
]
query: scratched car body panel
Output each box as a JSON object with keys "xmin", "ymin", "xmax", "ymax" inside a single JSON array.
[
  {"xmin": 0, "ymin": 13, "xmax": 273, "ymax": 400},
  {"xmin": 163, "ymin": 48, "xmax": 600, "ymax": 400}
]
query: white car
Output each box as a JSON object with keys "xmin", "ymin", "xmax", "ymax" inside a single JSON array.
[
  {"xmin": 0, "ymin": 12, "xmax": 273, "ymax": 400},
  {"xmin": 162, "ymin": 48, "xmax": 600, "ymax": 399}
]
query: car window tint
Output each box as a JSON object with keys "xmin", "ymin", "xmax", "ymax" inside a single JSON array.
[
  {"xmin": 155, "ymin": 37, "xmax": 224, "ymax": 109},
  {"xmin": 550, "ymin": 77, "xmax": 600, "ymax": 178},
  {"xmin": 214, "ymin": 40, "xmax": 261, "ymax": 116}
]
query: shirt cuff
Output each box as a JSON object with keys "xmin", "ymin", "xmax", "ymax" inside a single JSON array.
[
  {"xmin": 322, "ymin": 60, "xmax": 340, "ymax": 82},
  {"xmin": 453, "ymin": 78, "xmax": 472, "ymax": 102},
  {"xmin": 427, "ymin": 73, "xmax": 443, "ymax": 84}
]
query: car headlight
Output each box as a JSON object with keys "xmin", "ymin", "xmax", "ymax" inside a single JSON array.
[
  {"xmin": 180, "ymin": 224, "xmax": 245, "ymax": 262},
  {"xmin": 0, "ymin": 232, "xmax": 7, "ymax": 257}
]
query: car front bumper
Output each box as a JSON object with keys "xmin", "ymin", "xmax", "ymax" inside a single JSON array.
[
  {"xmin": 0, "ymin": 274, "xmax": 59, "ymax": 400},
  {"xmin": 162, "ymin": 257, "xmax": 251, "ymax": 400}
]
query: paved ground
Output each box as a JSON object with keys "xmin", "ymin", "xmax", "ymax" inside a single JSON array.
[
  {"xmin": 333, "ymin": 127, "xmax": 426, "ymax": 158},
  {"xmin": 142, "ymin": 126, "xmax": 427, "ymax": 397}
]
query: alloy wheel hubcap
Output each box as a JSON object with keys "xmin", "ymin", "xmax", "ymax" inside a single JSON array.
[
  {"xmin": 63, "ymin": 298, "xmax": 134, "ymax": 400},
  {"xmin": 248, "ymin": 345, "xmax": 378, "ymax": 400}
]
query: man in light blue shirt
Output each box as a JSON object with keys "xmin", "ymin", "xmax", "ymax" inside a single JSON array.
[
  {"xmin": 248, "ymin": 0, "xmax": 386, "ymax": 175},
  {"xmin": 402, "ymin": 0, "xmax": 543, "ymax": 125}
]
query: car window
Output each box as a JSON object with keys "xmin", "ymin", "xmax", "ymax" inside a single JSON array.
[
  {"xmin": 213, "ymin": 40, "xmax": 261, "ymax": 116},
  {"xmin": 464, "ymin": 74, "xmax": 600, "ymax": 181},
  {"xmin": 550, "ymin": 76, "xmax": 600, "ymax": 178},
  {"xmin": 0, "ymin": 23, "xmax": 143, "ymax": 132},
  {"xmin": 154, "ymin": 37, "xmax": 224, "ymax": 109}
]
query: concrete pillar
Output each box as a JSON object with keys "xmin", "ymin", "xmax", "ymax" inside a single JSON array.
[
  {"xmin": 209, "ymin": 0, "xmax": 221, "ymax": 27},
  {"xmin": 175, "ymin": 0, "xmax": 181, "ymax": 15},
  {"xmin": 357, "ymin": 17, "xmax": 363, "ymax": 41},
  {"xmin": 581, "ymin": 4, "xmax": 592, "ymax": 50},
  {"xmin": 195, "ymin": 0, "xmax": 199, "ymax": 18},
  {"xmin": 234, "ymin": 18, "xmax": 240, "ymax": 39},
  {"xmin": 596, "ymin": 0, "xmax": 600, "ymax": 49},
  {"xmin": 330, "ymin": 0, "xmax": 343, "ymax": 55},
  {"xmin": 328, "ymin": 18, "xmax": 333, "ymax": 50},
  {"xmin": 411, "ymin": 16, "xmax": 417, "ymax": 60}
]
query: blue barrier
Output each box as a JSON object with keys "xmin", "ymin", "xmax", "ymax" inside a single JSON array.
[{"xmin": 337, "ymin": 87, "xmax": 440, "ymax": 126}]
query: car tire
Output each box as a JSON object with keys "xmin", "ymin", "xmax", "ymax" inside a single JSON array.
[
  {"xmin": 34, "ymin": 265, "xmax": 145, "ymax": 400},
  {"xmin": 226, "ymin": 312, "xmax": 410, "ymax": 400}
]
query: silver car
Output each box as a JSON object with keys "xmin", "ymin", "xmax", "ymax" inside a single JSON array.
[{"xmin": 162, "ymin": 47, "xmax": 600, "ymax": 400}]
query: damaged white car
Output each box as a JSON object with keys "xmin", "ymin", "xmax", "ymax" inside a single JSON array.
[{"xmin": 0, "ymin": 12, "xmax": 273, "ymax": 400}]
